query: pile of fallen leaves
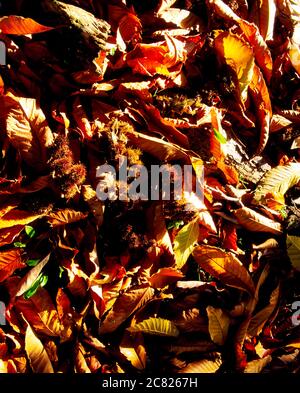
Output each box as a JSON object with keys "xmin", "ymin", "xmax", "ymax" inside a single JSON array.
[{"xmin": 0, "ymin": 0, "xmax": 300, "ymax": 374}]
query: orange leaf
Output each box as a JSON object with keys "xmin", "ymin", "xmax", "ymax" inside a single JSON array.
[
  {"xmin": 249, "ymin": 64, "xmax": 272, "ymax": 155},
  {"xmin": 0, "ymin": 209, "xmax": 44, "ymax": 230},
  {"xmin": 120, "ymin": 331, "xmax": 146, "ymax": 370},
  {"xmin": 149, "ymin": 268, "xmax": 183, "ymax": 289},
  {"xmin": 0, "ymin": 249, "xmax": 25, "ymax": 283},
  {"xmin": 0, "ymin": 16, "xmax": 53, "ymax": 35},
  {"xmin": 47, "ymin": 209, "xmax": 88, "ymax": 226},
  {"xmin": 0, "ymin": 225, "xmax": 24, "ymax": 247}
]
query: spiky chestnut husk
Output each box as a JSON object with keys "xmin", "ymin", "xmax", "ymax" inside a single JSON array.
[
  {"xmin": 96, "ymin": 119, "xmax": 143, "ymax": 167},
  {"xmin": 48, "ymin": 135, "xmax": 86, "ymax": 199}
]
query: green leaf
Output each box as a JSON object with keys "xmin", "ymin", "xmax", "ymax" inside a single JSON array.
[
  {"xmin": 167, "ymin": 219, "xmax": 184, "ymax": 230},
  {"xmin": 58, "ymin": 266, "xmax": 65, "ymax": 279},
  {"xmin": 25, "ymin": 225, "xmax": 36, "ymax": 238},
  {"xmin": 287, "ymin": 235, "xmax": 300, "ymax": 271},
  {"xmin": 128, "ymin": 317, "xmax": 179, "ymax": 337},
  {"xmin": 14, "ymin": 242, "xmax": 26, "ymax": 248},
  {"xmin": 23, "ymin": 273, "xmax": 48, "ymax": 299},
  {"xmin": 173, "ymin": 218, "xmax": 199, "ymax": 269},
  {"xmin": 213, "ymin": 127, "xmax": 227, "ymax": 144},
  {"xmin": 26, "ymin": 259, "xmax": 40, "ymax": 267}
]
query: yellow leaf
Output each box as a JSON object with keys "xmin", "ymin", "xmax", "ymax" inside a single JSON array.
[
  {"xmin": 254, "ymin": 163, "xmax": 300, "ymax": 203},
  {"xmin": 128, "ymin": 317, "xmax": 179, "ymax": 337},
  {"xmin": 207, "ymin": 306, "xmax": 230, "ymax": 345},
  {"xmin": 179, "ymin": 356, "xmax": 222, "ymax": 373},
  {"xmin": 174, "ymin": 218, "xmax": 199, "ymax": 269},
  {"xmin": 25, "ymin": 323, "xmax": 54, "ymax": 373},
  {"xmin": 244, "ymin": 355, "xmax": 272, "ymax": 373},
  {"xmin": 0, "ymin": 209, "xmax": 44, "ymax": 230},
  {"xmin": 120, "ymin": 331, "xmax": 146, "ymax": 370},
  {"xmin": 214, "ymin": 31, "xmax": 254, "ymax": 103},
  {"xmin": 193, "ymin": 245, "xmax": 255, "ymax": 294}
]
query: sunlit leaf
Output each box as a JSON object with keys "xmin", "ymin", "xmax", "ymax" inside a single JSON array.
[
  {"xmin": 179, "ymin": 356, "xmax": 222, "ymax": 373},
  {"xmin": 47, "ymin": 209, "xmax": 88, "ymax": 226},
  {"xmin": 0, "ymin": 16, "xmax": 53, "ymax": 35},
  {"xmin": 23, "ymin": 273, "xmax": 49, "ymax": 300},
  {"xmin": 128, "ymin": 317, "xmax": 179, "ymax": 337},
  {"xmin": 254, "ymin": 163, "xmax": 300, "ymax": 203},
  {"xmin": 244, "ymin": 355, "xmax": 272, "ymax": 373},
  {"xmin": 99, "ymin": 285, "xmax": 155, "ymax": 334},
  {"xmin": 0, "ymin": 249, "xmax": 24, "ymax": 283},
  {"xmin": 174, "ymin": 218, "xmax": 199, "ymax": 269},
  {"xmin": 25, "ymin": 323, "xmax": 54, "ymax": 373},
  {"xmin": 149, "ymin": 268, "xmax": 183, "ymax": 289},
  {"xmin": 193, "ymin": 245, "xmax": 255, "ymax": 294},
  {"xmin": 15, "ymin": 288, "xmax": 62, "ymax": 337},
  {"xmin": 234, "ymin": 207, "xmax": 282, "ymax": 234},
  {"xmin": 25, "ymin": 225, "xmax": 36, "ymax": 238},
  {"xmin": 214, "ymin": 31, "xmax": 254, "ymax": 103},
  {"xmin": 120, "ymin": 331, "xmax": 146, "ymax": 370},
  {"xmin": 0, "ymin": 209, "xmax": 44, "ymax": 230},
  {"xmin": 15, "ymin": 254, "xmax": 50, "ymax": 298},
  {"xmin": 0, "ymin": 92, "xmax": 54, "ymax": 170}
]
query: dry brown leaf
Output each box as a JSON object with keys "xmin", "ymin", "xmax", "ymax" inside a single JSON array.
[
  {"xmin": 0, "ymin": 249, "xmax": 25, "ymax": 283},
  {"xmin": 179, "ymin": 356, "xmax": 222, "ymax": 373},
  {"xmin": 244, "ymin": 355, "xmax": 272, "ymax": 373},
  {"xmin": 120, "ymin": 331, "xmax": 146, "ymax": 370},
  {"xmin": 1, "ymin": 92, "xmax": 54, "ymax": 170},
  {"xmin": 207, "ymin": 306, "xmax": 230, "ymax": 346},
  {"xmin": 248, "ymin": 285, "xmax": 280, "ymax": 336},
  {"xmin": 234, "ymin": 207, "xmax": 282, "ymax": 234},
  {"xmin": 25, "ymin": 323, "xmax": 54, "ymax": 373},
  {"xmin": 47, "ymin": 209, "xmax": 88, "ymax": 226},
  {"xmin": 193, "ymin": 245, "xmax": 255, "ymax": 295},
  {"xmin": 99, "ymin": 285, "xmax": 155, "ymax": 334},
  {"xmin": 149, "ymin": 267, "xmax": 183, "ymax": 289}
]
